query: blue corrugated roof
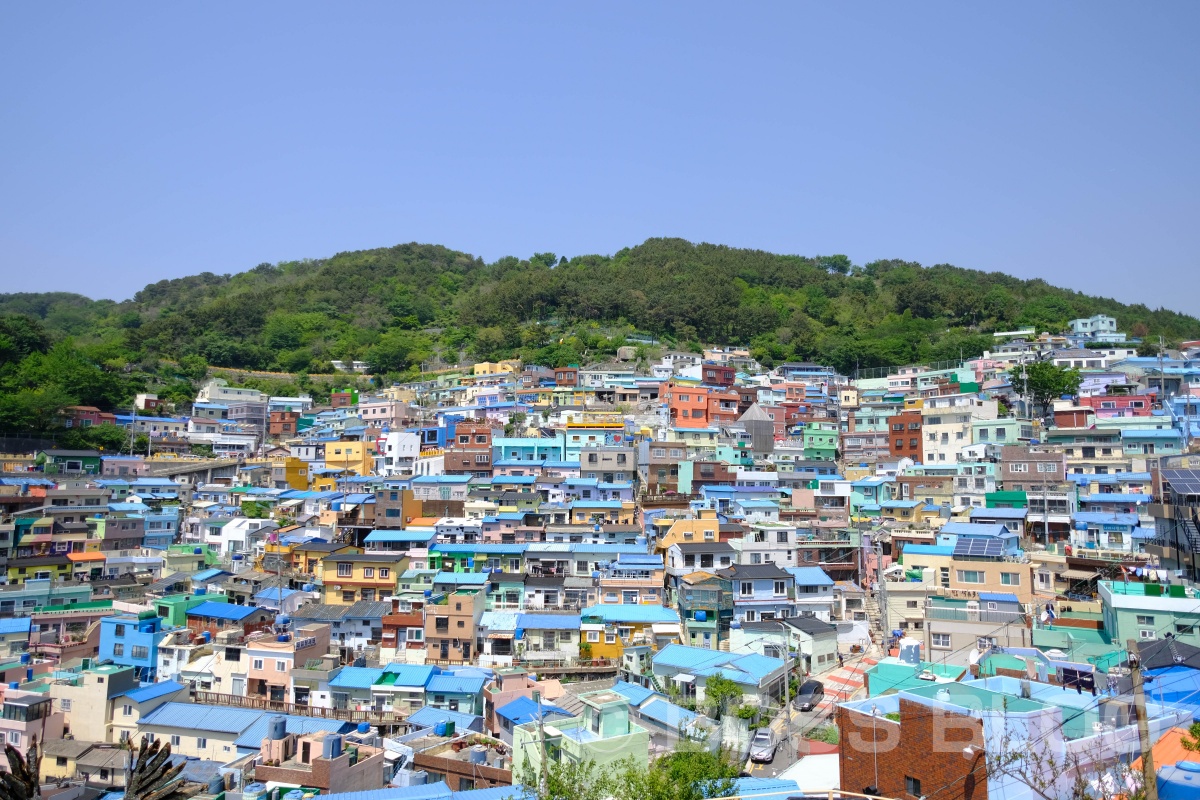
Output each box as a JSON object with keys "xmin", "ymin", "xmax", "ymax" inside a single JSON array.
[
  {"xmin": 121, "ymin": 680, "xmax": 185, "ymax": 704},
  {"xmin": 638, "ymin": 698, "xmax": 698, "ymax": 727},
  {"xmin": 140, "ymin": 702, "xmax": 264, "ymax": 733},
  {"xmin": 1073, "ymin": 512, "xmax": 1140, "ymax": 525},
  {"xmin": 365, "ymin": 529, "xmax": 436, "ymax": 543},
  {"xmin": 901, "ymin": 544, "xmax": 954, "ymax": 556},
  {"xmin": 253, "ymin": 588, "xmax": 301, "ymax": 602},
  {"xmin": 383, "ymin": 664, "xmax": 437, "ymax": 686},
  {"xmin": 329, "ymin": 667, "xmax": 385, "ymax": 689},
  {"xmin": 495, "ymin": 696, "xmax": 573, "ymax": 725},
  {"xmin": 234, "ymin": 714, "xmax": 352, "ymax": 748},
  {"xmin": 785, "ymin": 567, "xmax": 835, "ymax": 587},
  {"xmin": 970, "ymin": 507, "xmax": 1028, "ymax": 520},
  {"xmin": 426, "ymin": 674, "xmax": 487, "ymax": 695},
  {"xmin": 978, "ymin": 592, "xmax": 1020, "ymax": 604},
  {"xmin": 431, "ymin": 572, "xmax": 490, "ymax": 586},
  {"xmin": 191, "ymin": 568, "xmax": 227, "ymax": 582},
  {"xmin": 186, "ymin": 601, "xmax": 261, "ymax": 621},
  {"xmin": 611, "ymin": 680, "xmax": 662, "ymax": 707},
  {"xmin": 407, "ymin": 706, "xmax": 482, "ymax": 732},
  {"xmin": 0, "ymin": 618, "xmax": 32, "ymax": 635},
  {"xmin": 516, "ymin": 614, "xmax": 580, "ymax": 630},
  {"xmin": 581, "ymin": 605, "xmax": 679, "ymax": 624}
]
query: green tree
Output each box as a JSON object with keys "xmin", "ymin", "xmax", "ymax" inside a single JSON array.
[
  {"xmin": 517, "ymin": 755, "xmax": 611, "ymax": 800},
  {"xmin": 613, "ymin": 747, "xmax": 740, "ymax": 800},
  {"xmin": 366, "ymin": 330, "xmax": 430, "ymax": 373},
  {"xmin": 701, "ymin": 672, "xmax": 743, "ymax": 719},
  {"xmin": 1181, "ymin": 721, "xmax": 1200, "ymax": 752},
  {"xmin": 1009, "ymin": 361, "xmax": 1082, "ymax": 414}
]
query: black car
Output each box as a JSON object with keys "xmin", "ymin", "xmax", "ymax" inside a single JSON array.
[{"xmin": 793, "ymin": 679, "xmax": 825, "ymax": 711}]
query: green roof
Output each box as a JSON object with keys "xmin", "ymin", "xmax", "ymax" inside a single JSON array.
[{"xmin": 904, "ymin": 681, "xmax": 1043, "ymax": 713}]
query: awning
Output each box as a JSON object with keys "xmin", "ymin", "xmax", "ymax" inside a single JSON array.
[
  {"xmin": 674, "ymin": 673, "xmax": 696, "ymax": 683},
  {"xmin": 67, "ymin": 552, "xmax": 107, "ymax": 562},
  {"xmin": 1060, "ymin": 569, "xmax": 1099, "ymax": 581}
]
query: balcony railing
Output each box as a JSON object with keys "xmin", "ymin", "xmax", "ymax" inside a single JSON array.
[
  {"xmin": 194, "ymin": 690, "xmax": 407, "ymax": 724},
  {"xmin": 924, "ymin": 607, "xmax": 1026, "ymax": 624}
]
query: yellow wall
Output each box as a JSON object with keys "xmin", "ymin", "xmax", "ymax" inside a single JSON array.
[
  {"xmin": 317, "ymin": 558, "xmax": 406, "ymax": 604},
  {"xmin": 655, "ymin": 513, "xmax": 721, "ymax": 553}
]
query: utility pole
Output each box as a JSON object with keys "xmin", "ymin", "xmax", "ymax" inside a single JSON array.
[
  {"xmin": 776, "ymin": 619, "xmax": 793, "ymax": 747},
  {"xmin": 1128, "ymin": 642, "xmax": 1160, "ymax": 800},
  {"xmin": 533, "ymin": 689, "xmax": 550, "ymax": 797}
]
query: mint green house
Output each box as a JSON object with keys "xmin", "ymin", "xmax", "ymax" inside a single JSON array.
[
  {"xmin": 512, "ymin": 689, "xmax": 650, "ymax": 775},
  {"xmin": 152, "ymin": 593, "xmax": 228, "ymax": 627},
  {"xmin": 802, "ymin": 422, "xmax": 839, "ymax": 461}
]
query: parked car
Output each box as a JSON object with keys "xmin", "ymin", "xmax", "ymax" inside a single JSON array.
[
  {"xmin": 794, "ymin": 679, "xmax": 825, "ymax": 711},
  {"xmin": 749, "ymin": 728, "xmax": 777, "ymax": 762}
]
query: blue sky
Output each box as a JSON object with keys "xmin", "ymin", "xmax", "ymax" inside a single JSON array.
[{"xmin": 2, "ymin": 3, "xmax": 1198, "ymax": 313}]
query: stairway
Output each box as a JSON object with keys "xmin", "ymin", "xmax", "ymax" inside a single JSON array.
[{"xmin": 862, "ymin": 592, "xmax": 883, "ymax": 643}]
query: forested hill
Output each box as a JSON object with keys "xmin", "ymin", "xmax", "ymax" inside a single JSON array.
[{"xmin": 2, "ymin": 238, "xmax": 1198, "ymax": 385}]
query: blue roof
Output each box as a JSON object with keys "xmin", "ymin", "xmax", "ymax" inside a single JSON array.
[
  {"xmin": 1078, "ymin": 493, "xmax": 1152, "ymax": 504},
  {"xmin": 329, "ymin": 667, "xmax": 385, "ymax": 689},
  {"xmin": 191, "ymin": 568, "xmax": 227, "ymax": 582},
  {"xmin": 0, "ymin": 618, "xmax": 32, "ymax": 636},
  {"xmin": 880, "ymin": 500, "xmax": 922, "ymax": 509},
  {"xmin": 581, "ymin": 605, "xmax": 680, "ymax": 624},
  {"xmin": 234, "ymin": 714, "xmax": 353, "ymax": 749},
  {"xmin": 365, "ymin": 529, "xmax": 436, "ymax": 543},
  {"xmin": 516, "ymin": 614, "xmax": 581, "ymax": 630},
  {"xmin": 495, "ymin": 696, "xmax": 573, "ymax": 726},
  {"xmin": 978, "ymin": 592, "xmax": 1021, "ymax": 604},
  {"xmin": 383, "ymin": 664, "xmax": 438, "ymax": 686},
  {"xmin": 186, "ymin": 601, "xmax": 261, "ymax": 621},
  {"xmin": 611, "ymin": 680, "xmax": 663, "ymax": 707},
  {"xmin": 1073, "ymin": 512, "xmax": 1140, "ymax": 526},
  {"xmin": 900, "ymin": 544, "xmax": 954, "ymax": 556},
  {"xmin": 432, "ymin": 544, "xmax": 529, "ymax": 554},
  {"xmin": 638, "ymin": 698, "xmax": 699, "ymax": 728},
  {"xmin": 431, "ymin": 572, "xmax": 490, "ymax": 586},
  {"xmin": 940, "ymin": 522, "xmax": 1014, "ymax": 538},
  {"xmin": 426, "ymin": 674, "xmax": 487, "ymax": 695},
  {"xmin": 253, "ymin": 588, "xmax": 301, "ymax": 603},
  {"xmin": 570, "ymin": 499, "xmax": 624, "ymax": 508},
  {"xmin": 140, "ymin": 702, "xmax": 264, "ymax": 734},
  {"xmin": 121, "ymin": 680, "xmax": 186, "ymax": 704},
  {"xmin": 970, "ymin": 507, "xmax": 1028, "ymax": 520},
  {"xmin": 652, "ymin": 644, "xmax": 785, "ymax": 685},
  {"xmin": 407, "ymin": 706, "xmax": 483, "ymax": 733},
  {"xmin": 785, "ymin": 567, "xmax": 835, "ymax": 587}
]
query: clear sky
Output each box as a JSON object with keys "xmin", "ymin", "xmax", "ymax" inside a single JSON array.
[{"xmin": 2, "ymin": 3, "xmax": 1198, "ymax": 313}]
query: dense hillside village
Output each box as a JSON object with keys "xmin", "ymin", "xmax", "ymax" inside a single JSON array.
[{"xmin": 4, "ymin": 306, "xmax": 1200, "ymax": 800}]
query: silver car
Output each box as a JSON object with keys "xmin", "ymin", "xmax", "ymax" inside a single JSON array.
[{"xmin": 749, "ymin": 728, "xmax": 777, "ymax": 763}]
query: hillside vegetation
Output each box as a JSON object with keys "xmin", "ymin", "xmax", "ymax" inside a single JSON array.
[{"xmin": 1, "ymin": 238, "xmax": 1196, "ymax": 432}]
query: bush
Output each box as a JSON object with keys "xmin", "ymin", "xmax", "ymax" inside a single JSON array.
[{"xmin": 806, "ymin": 725, "xmax": 839, "ymax": 745}]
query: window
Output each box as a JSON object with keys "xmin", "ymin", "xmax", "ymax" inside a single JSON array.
[
  {"xmin": 61, "ymin": 699, "xmax": 71, "ymax": 712},
  {"xmin": 1140, "ymin": 629, "xmax": 1156, "ymax": 640},
  {"xmin": 773, "ymin": 581, "xmax": 786, "ymax": 596},
  {"xmin": 276, "ymin": 660, "xmax": 287, "ymax": 671},
  {"xmin": 131, "ymin": 645, "xmax": 149, "ymax": 659},
  {"xmin": 1010, "ymin": 463, "xmax": 1028, "ymax": 473},
  {"xmin": 337, "ymin": 563, "xmax": 353, "ymax": 577},
  {"xmin": 252, "ymin": 658, "xmax": 264, "ymax": 670},
  {"xmin": 777, "ymin": 531, "xmax": 789, "ymax": 543},
  {"xmin": 906, "ymin": 600, "xmax": 919, "ymax": 609},
  {"xmin": 605, "ymin": 633, "xmax": 616, "ymax": 644},
  {"xmin": 171, "ymin": 735, "xmax": 181, "ymax": 746},
  {"xmin": 931, "ymin": 633, "xmax": 951, "ymax": 648},
  {"xmin": 363, "ymin": 567, "xmax": 375, "ymax": 578},
  {"xmin": 1137, "ymin": 615, "xmax": 1155, "ymax": 625},
  {"xmin": 956, "ymin": 570, "xmax": 984, "ymax": 584},
  {"xmin": 197, "ymin": 737, "xmax": 208, "ymax": 749},
  {"xmin": 112, "ymin": 643, "xmax": 125, "ymax": 657},
  {"xmin": 906, "ymin": 777, "xmax": 922, "ymax": 796},
  {"xmin": 1176, "ymin": 623, "xmax": 1196, "ymax": 635},
  {"xmin": 115, "ymin": 624, "xmax": 126, "ymax": 637},
  {"xmin": 587, "ymin": 631, "xmax": 599, "ymax": 642},
  {"xmin": 1000, "ymin": 573, "xmax": 1020, "ymax": 586},
  {"xmin": 56, "ymin": 757, "xmax": 67, "ymax": 767}
]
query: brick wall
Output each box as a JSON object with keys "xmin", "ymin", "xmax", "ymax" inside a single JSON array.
[{"xmin": 838, "ymin": 700, "xmax": 988, "ymax": 800}]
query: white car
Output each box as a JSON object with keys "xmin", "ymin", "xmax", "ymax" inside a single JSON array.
[{"xmin": 749, "ymin": 728, "xmax": 777, "ymax": 763}]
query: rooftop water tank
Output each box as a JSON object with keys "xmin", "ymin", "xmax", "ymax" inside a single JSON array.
[
  {"xmin": 277, "ymin": 633, "xmax": 290, "ymax": 643},
  {"xmin": 277, "ymin": 616, "xmax": 290, "ymax": 626},
  {"xmin": 468, "ymin": 745, "xmax": 487, "ymax": 764},
  {"xmin": 194, "ymin": 588, "xmax": 206, "ymax": 596},
  {"xmin": 321, "ymin": 733, "xmax": 343, "ymax": 760},
  {"xmin": 268, "ymin": 715, "xmax": 287, "ymax": 740},
  {"xmin": 302, "ymin": 584, "xmax": 314, "ymax": 592},
  {"xmin": 357, "ymin": 722, "xmax": 371, "ymax": 734},
  {"xmin": 7, "ymin": 682, "xmax": 18, "ymax": 690},
  {"xmin": 193, "ymin": 548, "xmax": 203, "ymax": 555},
  {"xmin": 207, "ymin": 775, "xmax": 225, "ymax": 795},
  {"xmin": 19, "ymin": 654, "xmax": 30, "ymax": 665}
]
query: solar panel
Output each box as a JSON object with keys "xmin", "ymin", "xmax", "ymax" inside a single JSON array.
[
  {"xmin": 952, "ymin": 537, "xmax": 1004, "ymax": 557},
  {"xmin": 1162, "ymin": 469, "xmax": 1200, "ymax": 495}
]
